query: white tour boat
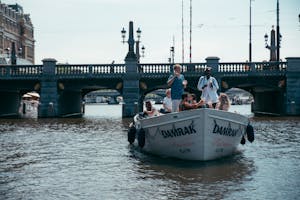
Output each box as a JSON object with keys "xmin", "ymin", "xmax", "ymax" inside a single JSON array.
[
  {"xmin": 128, "ymin": 108, "xmax": 254, "ymax": 161},
  {"xmin": 19, "ymin": 92, "xmax": 40, "ymax": 118}
]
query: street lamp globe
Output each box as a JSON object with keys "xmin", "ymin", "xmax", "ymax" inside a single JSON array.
[
  {"xmin": 264, "ymin": 33, "xmax": 268, "ymax": 47},
  {"xmin": 121, "ymin": 27, "xmax": 126, "ymax": 43},
  {"xmin": 141, "ymin": 45, "xmax": 145, "ymax": 57},
  {"xmin": 136, "ymin": 27, "xmax": 141, "ymax": 41}
]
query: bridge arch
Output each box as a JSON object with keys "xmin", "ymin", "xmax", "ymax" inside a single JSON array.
[
  {"xmin": 83, "ymin": 89, "xmax": 121, "ymax": 104},
  {"xmin": 56, "ymin": 78, "xmax": 123, "ymax": 117},
  {"xmin": 220, "ymin": 76, "xmax": 286, "ymax": 115}
]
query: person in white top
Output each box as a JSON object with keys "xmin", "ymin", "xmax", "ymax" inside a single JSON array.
[
  {"xmin": 197, "ymin": 67, "xmax": 219, "ymax": 108},
  {"xmin": 144, "ymin": 101, "xmax": 159, "ymax": 117},
  {"xmin": 162, "ymin": 89, "xmax": 172, "ymax": 113}
]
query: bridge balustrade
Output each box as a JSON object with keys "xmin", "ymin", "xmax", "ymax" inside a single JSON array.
[
  {"xmin": 137, "ymin": 62, "xmax": 286, "ymax": 75},
  {"xmin": 0, "ymin": 65, "xmax": 43, "ymax": 78},
  {"xmin": 55, "ymin": 64, "xmax": 126, "ymax": 77},
  {"xmin": 192, "ymin": 63, "xmax": 208, "ymax": 72},
  {"xmin": 179, "ymin": 63, "xmax": 207, "ymax": 73},
  {"xmin": 219, "ymin": 63, "xmax": 249, "ymax": 72},
  {"xmin": 138, "ymin": 63, "xmax": 208, "ymax": 74},
  {"xmin": 138, "ymin": 63, "xmax": 171, "ymax": 73},
  {"xmin": 219, "ymin": 61, "xmax": 286, "ymax": 73},
  {"xmin": 0, "ymin": 66, "xmax": 6, "ymax": 76},
  {"xmin": 0, "ymin": 61, "xmax": 287, "ymax": 79},
  {"xmin": 253, "ymin": 61, "xmax": 287, "ymax": 71}
]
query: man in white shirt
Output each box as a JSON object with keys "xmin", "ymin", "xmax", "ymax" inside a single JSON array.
[{"xmin": 197, "ymin": 67, "xmax": 219, "ymax": 108}]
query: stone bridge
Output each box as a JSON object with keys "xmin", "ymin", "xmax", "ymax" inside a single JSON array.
[{"xmin": 0, "ymin": 56, "xmax": 299, "ymax": 118}]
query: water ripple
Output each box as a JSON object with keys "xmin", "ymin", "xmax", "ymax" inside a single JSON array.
[{"xmin": 0, "ymin": 107, "xmax": 299, "ymax": 200}]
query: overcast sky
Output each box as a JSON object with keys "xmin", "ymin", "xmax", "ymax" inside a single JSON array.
[{"xmin": 3, "ymin": 0, "xmax": 300, "ymax": 64}]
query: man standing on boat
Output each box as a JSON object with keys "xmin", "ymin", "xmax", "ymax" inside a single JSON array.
[
  {"xmin": 167, "ymin": 64, "xmax": 187, "ymax": 112},
  {"xmin": 197, "ymin": 67, "xmax": 219, "ymax": 108}
]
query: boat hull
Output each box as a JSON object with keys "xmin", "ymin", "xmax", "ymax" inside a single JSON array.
[{"xmin": 134, "ymin": 109, "xmax": 248, "ymax": 161}]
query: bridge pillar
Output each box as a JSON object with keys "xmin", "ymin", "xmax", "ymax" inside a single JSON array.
[
  {"xmin": 285, "ymin": 57, "xmax": 300, "ymax": 115},
  {"xmin": 122, "ymin": 21, "xmax": 140, "ymax": 118},
  {"xmin": 38, "ymin": 58, "xmax": 59, "ymax": 118},
  {"xmin": 205, "ymin": 57, "xmax": 220, "ymax": 71},
  {"xmin": 206, "ymin": 57, "xmax": 222, "ymax": 88},
  {"xmin": 122, "ymin": 59, "xmax": 140, "ymax": 117}
]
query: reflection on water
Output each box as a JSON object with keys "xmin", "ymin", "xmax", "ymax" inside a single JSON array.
[
  {"xmin": 130, "ymin": 147, "xmax": 255, "ymax": 199},
  {"xmin": 0, "ymin": 104, "xmax": 299, "ymax": 200}
]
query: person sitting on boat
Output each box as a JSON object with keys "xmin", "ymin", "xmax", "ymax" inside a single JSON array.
[
  {"xmin": 188, "ymin": 93, "xmax": 197, "ymax": 104},
  {"xmin": 160, "ymin": 88, "xmax": 172, "ymax": 113},
  {"xmin": 179, "ymin": 93, "xmax": 205, "ymax": 111},
  {"xmin": 197, "ymin": 67, "xmax": 219, "ymax": 108},
  {"xmin": 216, "ymin": 93, "xmax": 231, "ymax": 111},
  {"xmin": 144, "ymin": 101, "xmax": 160, "ymax": 117},
  {"xmin": 188, "ymin": 93, "xmax": 210, "ymax": 109}
]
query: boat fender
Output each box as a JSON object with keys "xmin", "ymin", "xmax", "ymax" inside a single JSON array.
[
  {"xmin": 22, "ymin": 103, "xmax": 26, "ymax": 114},
  {"xmin": 127, "ymin": 125, "xmax": 136, "ymax": 144},
  {"xmin": 138, "ymin": 128, "xmax": 145, "ymax": 148},
  {"xmin": 240, "ymin": 135, "xmax": 246, "ymax": 145},
  {"xmin": 246, "ymin": 124, "xmax": 255, "ymax": 143}
]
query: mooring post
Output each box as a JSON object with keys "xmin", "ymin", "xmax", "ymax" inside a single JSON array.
[{"xmin": 205, "ymin": 56, "xmax": 220, "ymax": 72}]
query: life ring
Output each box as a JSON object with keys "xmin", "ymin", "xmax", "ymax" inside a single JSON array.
[
  {"xmin": 127, "ymin": 125, "xmax": 136, "ymax": 144},
  {"xmin": 138, "ymin": 128, "xmax": 145, "ymax": 148},
  {"xmin": 246, "ymin": 124, "xmax": 255, "ymax": 143}
]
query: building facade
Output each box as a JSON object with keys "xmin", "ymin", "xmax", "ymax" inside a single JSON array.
[{"xmin": 0, "ymin": 1, "xmax": 34, "ymax": 64}]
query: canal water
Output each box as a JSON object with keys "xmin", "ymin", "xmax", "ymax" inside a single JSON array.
[{"xmin": 0, "ymin": 104, "xmax": 299, "ymax": 200}]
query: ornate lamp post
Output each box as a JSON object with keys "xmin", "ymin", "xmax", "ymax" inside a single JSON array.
[
  {"xmin": 135, "ymin": 28, "xmax": 145, "ymax": 63},
  {"xmin": 276, "ymin": 0, "xmax": 280, "ymax": 61},
  {"xmin": 120, "ymin": 21, "xmax": 146, "ymax": 117},
  {"xmin": 264, "ymin": 26, "xmax": 281, "ymax": 61},
  {"xmin": 121, "ymin": 27, "xmax": 126, "ymax": 43},
  {"xmin": 121, "ymin": 22, "xmax": 145, "ymax": 63}
]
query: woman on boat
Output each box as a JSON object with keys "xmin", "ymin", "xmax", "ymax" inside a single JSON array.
[
  {"xmin": 216, "ymin": 93, "xmax": 230, "ymax": 111},
  {"xmin": 144, "ymin": 101, "xmax": 160, "ymax": 117},
  {"xmin": 179, "ymin": 93, "xmax": 205, "ymax": 111},
  {"xmin": 188, "ymin": 93, "xmax": 197, "ymax": 104}
]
